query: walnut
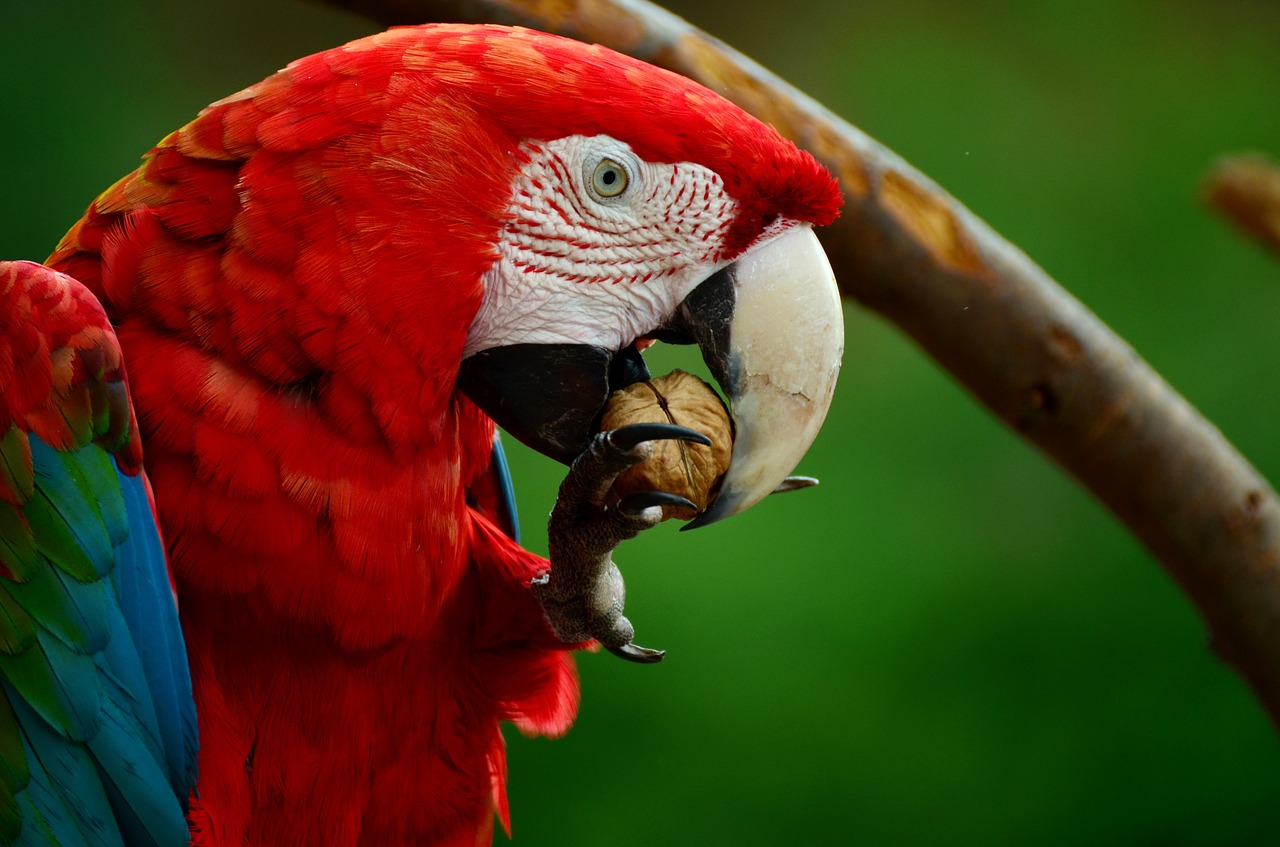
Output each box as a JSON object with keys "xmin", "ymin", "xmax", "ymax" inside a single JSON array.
[{"xmin": 599, "ymin": 370, "xmax": 733, "ymax": 521}]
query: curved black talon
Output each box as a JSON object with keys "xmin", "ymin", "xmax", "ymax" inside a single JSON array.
[
  {"xmin": 772, "ymin": 476, "xmax": 819, "ymax": 494},
  {"xmin": 607, "ymin": 643, "xmax": 667, "ymax": 664},
  {"xmin": 618, "ymin": 490, "xmax": 698, "ymax": 516},
  {"xmin": 608, "ymin": 422, "xmax": 712, "ymax": 451}
]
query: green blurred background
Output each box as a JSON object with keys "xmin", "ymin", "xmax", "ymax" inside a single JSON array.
[{"xmin": 5, "ymin": 1, "xmax": 1280, "ymax": 843}]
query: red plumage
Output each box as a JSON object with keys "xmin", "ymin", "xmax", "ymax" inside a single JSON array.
[
  {"xmin": 45, "ymin": 23, "xmax": 840, "ymax": 845},
  {"xmin": 0, "ymin": 261, "xmax": 141, "ymax": 483}
]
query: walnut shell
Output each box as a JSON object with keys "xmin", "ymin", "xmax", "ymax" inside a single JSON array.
[{"xmin": 599, "ymin": 370, "xmax": 733, "ymax": 521}]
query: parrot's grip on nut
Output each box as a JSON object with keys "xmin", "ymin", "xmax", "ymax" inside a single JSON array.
[{"xmin": 534, "ymin": 422, "xmax": 711, "ymax": 663}]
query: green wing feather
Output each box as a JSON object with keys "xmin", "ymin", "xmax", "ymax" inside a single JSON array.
[{"xmin": 0, "ymin": 260, "xmax": 196, "ymax": 845}]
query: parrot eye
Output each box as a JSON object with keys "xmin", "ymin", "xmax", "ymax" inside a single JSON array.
[{"xmin": 591, "ymin": 159, "xmax": 630, "ymax": 199}]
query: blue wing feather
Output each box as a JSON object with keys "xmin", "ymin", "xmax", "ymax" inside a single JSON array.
[
  {"xmin": 464, "ymin": 432, "xmax": 522, "ymax": 543},
  {"xmin": 8, "ymin": 687, "xmax": 113, "ymax": 846},
  {"xmin": 5, "ymin": 563, "xmax": 109, "ymax": 656},
  {"xmin": 490, "ymin": 433, "xmax": 521, "ymax": 543},
  {"xmin": 110, "ymin": 469, "xmax": 197, "ymax": 800},
  {"xmin": 0, "ymin": 437, "xmax": 197, "ymax": 846}
]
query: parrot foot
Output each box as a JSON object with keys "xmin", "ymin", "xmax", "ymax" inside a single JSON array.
[{"xmin": 533, "ymin": 423, "xmax": 712, "ymax": 664}]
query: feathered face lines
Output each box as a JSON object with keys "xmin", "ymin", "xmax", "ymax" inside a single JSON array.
[
  {"xmin": 505, "ymin": 138, "xmax": 733, "ymax": 271},
  {"xmin": 465, "ymin": 134, "xmax": 742, "ymax": 357}
]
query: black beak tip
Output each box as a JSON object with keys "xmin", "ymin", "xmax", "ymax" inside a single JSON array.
[{"xmin": 679, "ymin": 493, "xmax": 737, "ymax": 531}]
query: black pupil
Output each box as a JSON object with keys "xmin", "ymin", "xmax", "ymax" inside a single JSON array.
[{"xmin": 602, "ymin": 169, "xmax": 617, "ymax": 185}]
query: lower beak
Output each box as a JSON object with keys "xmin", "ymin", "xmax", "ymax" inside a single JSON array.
[{"xmin": 456, "ymin": 225, "xmax": 843, "ymax": 526}]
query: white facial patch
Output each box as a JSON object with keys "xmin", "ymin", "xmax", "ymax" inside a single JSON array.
[{"xmin": 464, "ymin": 135, "xmax": 738, "ymax": 357}]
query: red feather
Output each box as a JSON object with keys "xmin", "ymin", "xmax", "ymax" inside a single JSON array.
[{"xmin": 0, "ymin": 261, "xmax": 142, "ymax": 479}]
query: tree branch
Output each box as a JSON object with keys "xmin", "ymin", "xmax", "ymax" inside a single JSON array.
[
  {"xmin": 1203, "ymin": 153, "xmax": 1280, "ymax": 259},
  {"xmin": 322, "ymin": 0, "xmax": 1280, "ymax": 727}
]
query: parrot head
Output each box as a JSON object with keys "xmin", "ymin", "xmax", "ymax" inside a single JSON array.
[{"xmin": 433, "ymin": 26, "xmax": 846, "ymax": 527}]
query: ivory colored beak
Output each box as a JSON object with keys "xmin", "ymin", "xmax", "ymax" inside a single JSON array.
[{"xmin": 685, "ymin": 225, "xmax": 843, "ymax": 529}]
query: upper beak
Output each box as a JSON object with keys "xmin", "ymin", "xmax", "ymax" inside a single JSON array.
[
  {"xmin": 672, "ymin": 226, "xmax": 843, "ymax": 528},
  {"xmin": 457, "ymin": 225, "xmax": 842, "ymax": 524}
]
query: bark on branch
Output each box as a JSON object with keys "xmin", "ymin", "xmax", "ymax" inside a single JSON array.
[
  {"xmin": 1203, "ymin": 153, "xmax": 1280, "ymax": 259},
  {"xmin": 322, "ymin": 0, "xmax": 1280, "ymax": 727}
]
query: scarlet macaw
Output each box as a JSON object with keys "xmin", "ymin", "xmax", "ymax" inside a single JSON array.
[{"xmin": 2, "ymin": 23, "xmax": 843, "ymax": 846}]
